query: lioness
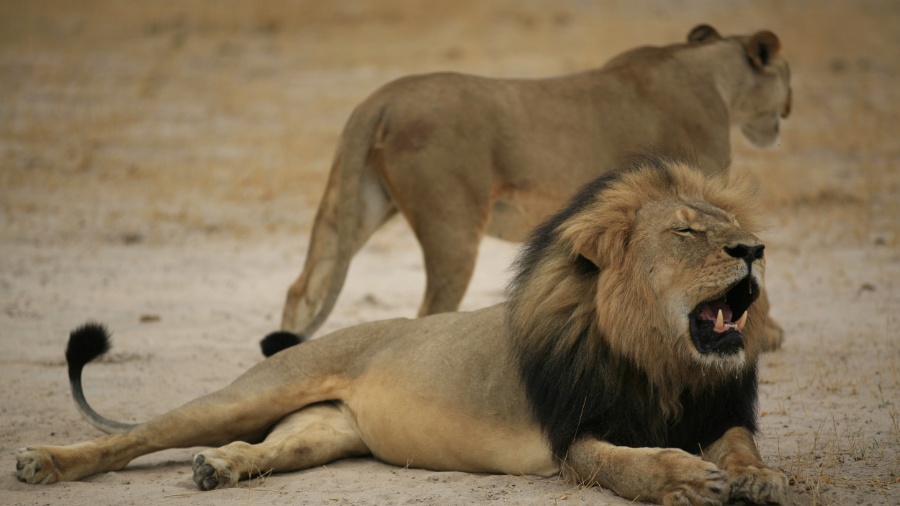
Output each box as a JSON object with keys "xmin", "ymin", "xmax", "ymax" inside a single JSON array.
[
  {"xmin": 278, "ymin": 24, "xmax": 791, "ymax": 350},
  {"xmin": 17, "ymin": 158, "xmax": 786, "ymax": 505}
]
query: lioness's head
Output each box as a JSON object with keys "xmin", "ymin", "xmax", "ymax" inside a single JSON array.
[
  {"xmin": 509, "ymin": 157, "xmax": 768, "ymax": 392},
  {"xmin": 688, "ymin": 24, "xmax": 792, "ymax": 148}
]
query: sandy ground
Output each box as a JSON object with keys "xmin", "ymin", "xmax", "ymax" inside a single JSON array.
[{"xmin": 1, "ymin": 1, "xmax": 898, "ymax": 505}]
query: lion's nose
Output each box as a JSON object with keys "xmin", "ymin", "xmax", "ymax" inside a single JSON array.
[{"xmin": 724, "ymin": 243, "xmax": 764, "ymax": 262}]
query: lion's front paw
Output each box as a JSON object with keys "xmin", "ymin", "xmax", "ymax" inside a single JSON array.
[
  {"xmin": 654, "ymin": 449, "xmax": 730, "ymax": 506},
  {"xmin": 192, "ymin": 453, "xmax": 238, "ymax": 490},
  {"xmin": 729, "ymin": 464, "xmax": 787, "ymax": 504},
  {"xmin": 15, "ymin": 447, "xmax": 61, "ymax": 485}
]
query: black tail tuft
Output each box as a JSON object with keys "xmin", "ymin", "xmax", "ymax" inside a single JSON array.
[
  {"xmin": 260, "ymin": 331, "xmax": 306, "ymax": 357},
  {"xmin": 66, "ymin": 322, "xmax": 111, "ymax": 381}
]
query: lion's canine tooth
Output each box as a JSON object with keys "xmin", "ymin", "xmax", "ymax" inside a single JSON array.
[
  {"xmin": 735, "ymin": 311, "xmax": 748, "ymax": 332},
  {"xmin": 715, "ymin": 309, "xmax": 725, "ymax": 332}
]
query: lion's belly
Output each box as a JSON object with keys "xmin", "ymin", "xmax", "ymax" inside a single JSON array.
[
  {"xmin": 341, "ymin": 307, "xmax": 556, "ymax": 476},
  {"xmin": 346, "ymin": 373, "xmax": 556, "ymax": 476}
]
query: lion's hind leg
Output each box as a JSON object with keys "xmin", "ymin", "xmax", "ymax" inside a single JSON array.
[{"xmin": 191, "ymin": 402, "xmax": 368, "ymax": 490}]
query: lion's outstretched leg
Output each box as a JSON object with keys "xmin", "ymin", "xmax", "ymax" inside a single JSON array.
[
  {"xmin": 16, "ymin": 393, "xmax": 280, "ymax": 485},
  {"xmin": 15, "ymin": 398, "xmax": 270, "ymax": 486},
  {"xmin": 561, "ymin": 438, "xmax": 730, "ymax": 505},
  {"xmin": 191, "ymin": 403, "xmax": 369, "ymax": 490},
  {"xmin": 702, "ymin": 427, "xmax": 787, "ymax": 504},
  {"xmin": 17, "ymin": 347, "xmax": 351, "ymax": 484},
  {"xmin": 16, "ymin": 434, "xmax": 146, "ymax": 485}
]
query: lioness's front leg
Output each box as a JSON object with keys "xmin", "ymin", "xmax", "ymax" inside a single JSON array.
[
  {"xmin": 702, "ymin": 427, "xmax": 787, "ymax": 504},
  {"xmin": 562, "ymin": 438, "xmax": 730, "ymax": 505}
]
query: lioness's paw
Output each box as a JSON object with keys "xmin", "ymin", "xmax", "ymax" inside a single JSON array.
[
  {"xmin": 729, "ymin": 464, "xmax": 787, "ymax": 504},
  {"xmin": 192, "ymin": 453, "xmax": 238, "ymax": 490},
  {"xmin": 654, "ymin": 449, "xmax": 730, "ymax": 506},
  {"xmin": 15, "ymin": 447, "xmax": 61, "ymax": 485}
]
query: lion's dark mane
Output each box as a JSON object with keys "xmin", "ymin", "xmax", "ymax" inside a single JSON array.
[{"xmin": 507, "ymin": 162, "xmax": 758, "ymax": 461}]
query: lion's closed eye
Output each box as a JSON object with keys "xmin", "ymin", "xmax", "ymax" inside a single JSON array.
[{"xmin": 674, "ymin": 227, "xmax": 703, "ymax": 236}]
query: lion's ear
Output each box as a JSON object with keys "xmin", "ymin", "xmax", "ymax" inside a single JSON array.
[
  {"xmin": 745, "ymin": 31, "xmax": 781, "ymax": 71},
  {"xmin": 575, "ymin": 242, "xmax": 601, "ymax": 269},
  {"xmin": 687, "ymin": 24, "xmax": 721, "ymax": 44},
  {"xmin": 568, "ymin": 223, "xmax": 630, "ymax": 271}
]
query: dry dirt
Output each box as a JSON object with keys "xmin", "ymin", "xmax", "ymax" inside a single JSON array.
[{"xmin": 1, "ymin": 1, "xmax": 898, "ymax": 505}]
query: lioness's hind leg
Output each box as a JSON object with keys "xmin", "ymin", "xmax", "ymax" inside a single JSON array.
[
  {"xmin": 282, "ymin": 164, "xmax": 396, "ymax": 340},
  {"xmin": 192, "ymin": 403, "xmax": 368, "ymax": 490},
  {"xmin": 405, "ymin": 201, "xmax": 487, "ymax": 317}
]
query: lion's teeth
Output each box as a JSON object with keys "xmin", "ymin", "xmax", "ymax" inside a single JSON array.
[
  {"xmin": 736, "ymin": 311, "xmax": 748, "ymax": 332},
  {"xmin": 715, "ymin": 309, "xmax": 725, "ymax": 332}
]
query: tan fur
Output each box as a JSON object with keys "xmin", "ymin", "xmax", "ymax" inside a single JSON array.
[
  {"xmin": 17, "ymin": 160, "xmax": 785, "ymax": 505},
  {"xmin": 280, "ymin": 25, "xmax": 792, "ymax": 344}
]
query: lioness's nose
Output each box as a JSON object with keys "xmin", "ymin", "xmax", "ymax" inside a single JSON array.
[{"xmin": 724, "ymin": 243, "xmax": 764, "ymax": 261}]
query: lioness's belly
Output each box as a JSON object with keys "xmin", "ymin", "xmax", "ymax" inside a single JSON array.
[{"xmin": 342, "ymin": 307, "xmax": 556, "ymax": 476}]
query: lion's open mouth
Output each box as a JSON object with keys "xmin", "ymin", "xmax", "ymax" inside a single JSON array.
[{"xmin": 689, "ymin": 275, "xmax": 759, "ymax": 355}]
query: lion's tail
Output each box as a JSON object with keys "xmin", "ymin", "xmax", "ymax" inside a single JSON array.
[
  {"xmin": 65, "ymin": 323, "xmax": 138, "ymax": 434},
  {"xmin": 276, "ymin": 101, "xmax": 391, "ymax": 353}
]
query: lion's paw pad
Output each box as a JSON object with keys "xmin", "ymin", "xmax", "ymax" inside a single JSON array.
[
  {"xmin": 15, "ymin": 447, "xmax": 60, "ymax": 485},
  {"xmin": 191, "ymin": 453, "xmax": 237, "ymax": 490}
]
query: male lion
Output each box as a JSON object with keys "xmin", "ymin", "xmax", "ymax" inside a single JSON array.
[
  {"xmin": 17, "ymin": 158, "xmax": 786, "ymax": 505},
  {"xmin": 278, "ymin": 24, "xmax": 791, "ymax": 350}
]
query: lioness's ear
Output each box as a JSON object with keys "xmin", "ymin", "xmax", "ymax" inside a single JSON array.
[
  {"xmin": 687, "ymin": 24, "xmax": 721, "ymax": 44},
  {"xmin": 746, "ymin": 30, "xmax": 781, "ymax": 71}
]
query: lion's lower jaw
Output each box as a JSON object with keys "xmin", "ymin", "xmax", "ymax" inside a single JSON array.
[{"xmin": 693, "ymin": 348, "xmax": 746, "ymax": 374}]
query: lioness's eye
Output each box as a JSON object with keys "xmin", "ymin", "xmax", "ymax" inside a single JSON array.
[{"xmin": 676, "ymin": 227, "xmax": 695, "ymax": 234}]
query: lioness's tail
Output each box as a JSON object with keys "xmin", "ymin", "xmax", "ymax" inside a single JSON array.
[
  {"xmin": 66, "ymin": 323, "xmax": 138, "ymax": 434},
  {"xmin": 278, "ymin": 101, "xmax": 394, "ymax": 352}
]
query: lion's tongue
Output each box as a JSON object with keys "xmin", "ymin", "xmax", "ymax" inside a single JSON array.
[{"xmin": 699, "ymin": 301, "xmax": 733, "ymax": 325}]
